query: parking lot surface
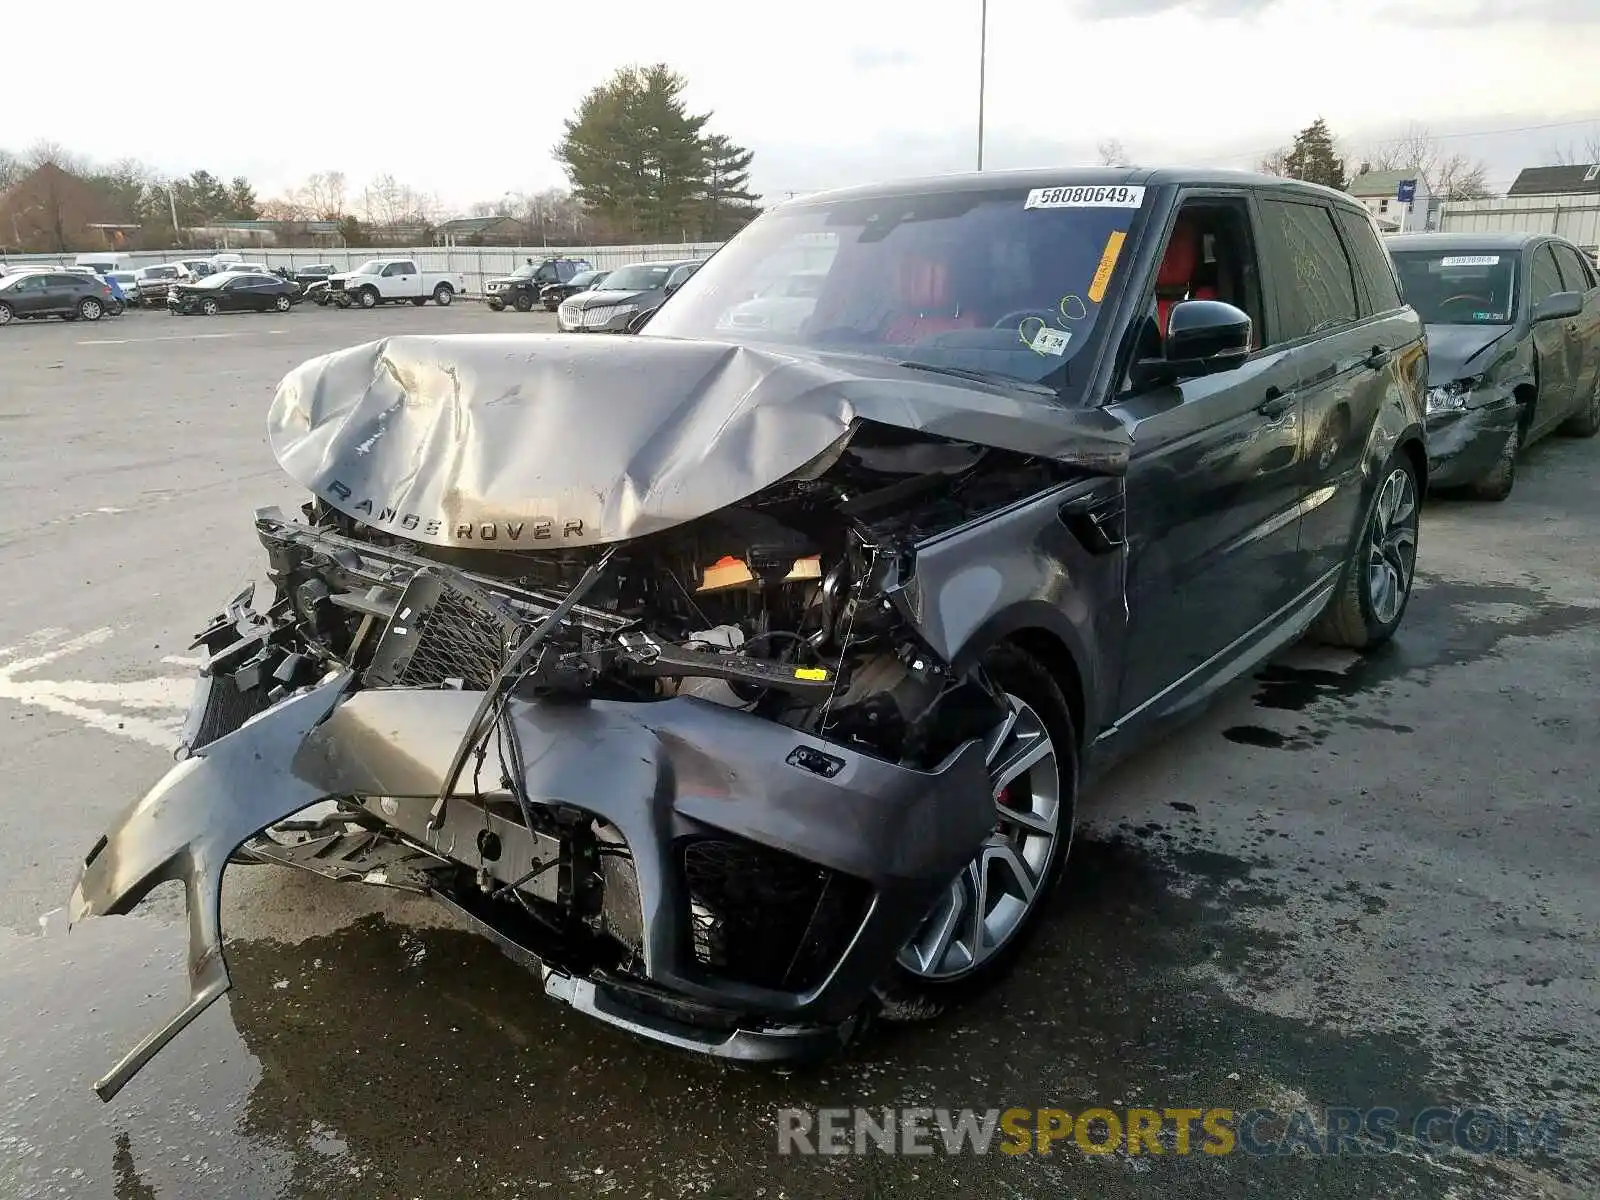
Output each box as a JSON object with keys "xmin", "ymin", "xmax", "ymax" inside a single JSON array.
[{"xmin": 0, "ymin": 304, "xmax": 1595, "ymax": 1199}]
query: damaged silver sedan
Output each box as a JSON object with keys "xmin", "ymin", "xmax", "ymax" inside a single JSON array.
[{"xmin": 73, "ymin": 167, "xmax": 1427, "ymax": 1100}]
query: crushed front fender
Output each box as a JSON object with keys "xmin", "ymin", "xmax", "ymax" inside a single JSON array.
[{"xmin": 68, "ymin": 673, "xmax": 351, "ymax": 1101}]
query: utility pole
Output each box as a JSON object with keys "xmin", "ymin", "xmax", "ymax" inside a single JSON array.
[
  {"xmin": 166, "ymin": 184, "xmax": 181, "ymax": 249},
  {"xmin": 977, "ymin": 0, "xmax": 988, "ymax": 171}
]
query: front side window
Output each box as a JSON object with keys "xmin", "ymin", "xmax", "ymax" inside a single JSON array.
[
  {"xmin": 1390, "ymin": 250, "xmax": 1518, "ymax": 325},
  {"xmin": 1255, "ymin": 198, "xmax": 1359, "ymax": 340},
  {"xmin": 644, "ymin": 184, "xmax": 1152, "ymax": 393}
]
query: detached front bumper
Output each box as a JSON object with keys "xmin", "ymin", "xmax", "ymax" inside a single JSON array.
[
  {"xmin": 1426, "ymin": 393, "xmax": 1519, "ymax": 488},
  {"xmin": 70, "ymin": 675, "xmax": 993, "ymax": 1100}
]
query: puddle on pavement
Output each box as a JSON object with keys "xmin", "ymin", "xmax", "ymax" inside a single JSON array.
[
  {"xmin": 3, "ymin": 832, "xmax": 1553, "ymax": 1200},
  {"xmin": 1220, "ymin": 579, "xmax": 1600, "ymax": 751}
]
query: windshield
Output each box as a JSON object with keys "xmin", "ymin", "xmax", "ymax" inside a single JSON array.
[
  {"xmin": 602, "ymin": 263, "xmax": 676, "ymax": 292},
  {"xmin": 109, "ymin": 273, "xmax": 135, "ymax": 283},
  {"xmin": 1390, "ymin": 250, "xmax": 1517, "ymax": 325},
  {"xmin": 352, "ymin": 260, "xmax": 385, "ymax": 275},
  {"xmin": 509, "ymin": 264, "xmax": 537, "ymax": 280},
  {"xmin": 644, "ymin": 186, "xmax": 1148, "ymax": 388}
]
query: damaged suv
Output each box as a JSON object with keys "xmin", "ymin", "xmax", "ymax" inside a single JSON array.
[{"xmin": 72, "ymin": 168, "xmax": 1427, "ymax": 1101}]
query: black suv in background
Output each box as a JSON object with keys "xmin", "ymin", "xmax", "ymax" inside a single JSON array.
[
  {"xmin": 539, "ymin": 267, "xmax": 609, "ymax": 311},
  {"xmin": 1387, "ymin": 232, "xmax": 1600, "ymax": 500},
  {"xmin": 485, "ymin": 256, "xmax": 594, "ymax": 312}
]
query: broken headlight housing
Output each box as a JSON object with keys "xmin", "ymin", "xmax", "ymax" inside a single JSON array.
[{"xmin": 1426, "ymin": 375, "xmax": 1484, "ymax": 415}]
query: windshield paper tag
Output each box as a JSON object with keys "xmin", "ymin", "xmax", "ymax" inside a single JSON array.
[
  {"xmin": 1440, "ymin": 255, "xmax": 1499, "ymax": 266},
  {"xmin": 1025, "ymin": 185, "xmax": 1145, "ymax": 210},
  {"xmin": 1029, "ymin": 327, "xmax": 1072, "ymax": 356},
  {"xmin": 1088, "ymin": 231, "xmax": 1127, "ymax": 303}
]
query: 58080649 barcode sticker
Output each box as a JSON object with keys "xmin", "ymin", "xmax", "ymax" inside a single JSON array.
[{"xmin": 1025, "ymin": 185, "xmax": 1145, "ymax": 210}]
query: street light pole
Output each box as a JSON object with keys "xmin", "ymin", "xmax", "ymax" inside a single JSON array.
[{"xmin": 977, "ymin": 0, "xmax": 988, "ymax": 171}]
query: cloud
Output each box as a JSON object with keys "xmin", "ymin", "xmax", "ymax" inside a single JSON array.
[
  {"xmin": 1380, "ymin": 0, "xmax": 1600, "ymax": 23},
  {"xmin": 1063, "ymin": 0, "xmax": 1282, "ymax": 18},
  {"xmin": 848, "ymin": 46, "xmax": 916, "ymax": 71}
]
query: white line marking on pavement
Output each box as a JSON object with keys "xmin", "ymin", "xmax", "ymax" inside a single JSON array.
[
  {"xmin": 0, "ymin": 627, "xmax": 192, "ymax": 750},
  {"xmin": 76, "ymin": 331, "xmax": 246, "ymax": 346},
  {"xmin": 76, "ymin": 339, "xmax": 127, "ymax": 345}
]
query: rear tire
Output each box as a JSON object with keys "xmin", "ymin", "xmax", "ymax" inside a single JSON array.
[
  {"xmin": 1311, "ymin": 452, "xmax": 1420, "ymax": 649},
  {"xmin": 410, "ymin": 296, "xmax": 426, "ymax": 306},
  {"xmin": 1559, "ymin": 383, "xmax": 1600, "ymax": 438},
  {"xmin": 79, "ymin": 297, "xmax": 103, "ymax": 321},
  {"xmin": 0, "ymin": 302, "xmax": 13, "ymax": 326},
  {"xmin": 433, "ymin": 284, "xmax": 454, "ymax": 306},
  {"xmin": 873, "ymin": 644, "xmax": 1077, "ymax": 1023},
  {"xmin": 274, "ymin": 294, "xmax": 291, "ymax": 312}
]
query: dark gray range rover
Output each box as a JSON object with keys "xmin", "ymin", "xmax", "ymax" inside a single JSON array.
[{"xmin": 72, "ymin": 167, "xmax": 1427, "ymax": 1100}]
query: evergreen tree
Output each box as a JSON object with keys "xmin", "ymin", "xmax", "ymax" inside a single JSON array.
[
  {"xmin": 701, "ymin": 132, "xmax": 759, "ymax": 239},
  {"xmin": 1282, "ymin": 118, "xmax": 1346, "ymax": 188}
]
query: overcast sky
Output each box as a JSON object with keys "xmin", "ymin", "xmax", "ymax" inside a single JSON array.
[{"xmin": 9, "ymin": 0, "xmax": 1600, "ymax": 209}]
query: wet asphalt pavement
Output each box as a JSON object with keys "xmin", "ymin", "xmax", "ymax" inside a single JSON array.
[{"xmin": 0, "ymin": 304, "xmax": 1595, "ymax": 1199}]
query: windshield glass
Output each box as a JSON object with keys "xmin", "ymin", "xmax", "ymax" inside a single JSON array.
[
  {"xmin": 1390, "ymin": 250, "xmax": 1517, "ymax": 325},
  {"xmin": 509, "ymin": 264, "xmax": 537, "ymax": 280},
  {"xmin": 603, "ymin": 263, "xmax": 675, "ymax": 292},
  {"xmin": 644, "ymin": 185, "xmax": 1148, "ymax": 388},
  {"xmin": 352, "ymin": 260, "xmax": 385, "ymax": 275}
]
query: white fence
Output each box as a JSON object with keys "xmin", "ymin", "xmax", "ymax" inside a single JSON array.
[
  {"xmin": 0, "ymin": 242, "xmax": 725, "ymax": 297},
  {"xmin": 1438, "ymin": 195, "xmax": 1600, "ymax": 253}
]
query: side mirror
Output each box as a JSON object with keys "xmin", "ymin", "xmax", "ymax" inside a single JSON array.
[
  {"xmin": 1533, "ymin": 290, "xmax": 1583, "ymax": 323},
  {"xmin": 1131, "ymin": 299, "xmax": 1253, "ymax": 387}
]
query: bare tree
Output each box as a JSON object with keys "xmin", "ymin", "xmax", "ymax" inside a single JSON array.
[
  {"xmin": 1546, "ymin": 128, "xmax": 1600, "ymax": 166},
  {"xmin": 294, "ymin": 171, "xmax": 347, "ymax": 220},
  {"xmin": 1096, "ymin": 138, "xmax": 1133, "ymax": 167},
  {"xmin": 0, "ymin": 149, "xmax": 23, "ymax": 192},
  {"xmin": 1257, "ymin": 145, "xmax": 1290, "ymax": 177},
  {"xmin": 1360, "ymin": 123, "xmax": 1493, "ymax": 201}
]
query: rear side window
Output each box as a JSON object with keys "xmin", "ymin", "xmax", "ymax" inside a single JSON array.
[
  {"xmin": 1333, "ymin": 208, "xmax": 1402, "ymax": 314},
  {"xmin": 1552, "ymin": 242, "xmax": 1596, "ymax": 291},
  {"xmin": 1257, "ymin": 198, "xmax": 1360, "ymax": 340}
]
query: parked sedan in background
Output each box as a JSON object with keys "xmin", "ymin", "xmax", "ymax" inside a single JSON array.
[
  {"xmin": 556, "ymin": 259, "xmax": 700, "ymax": 332},
  {"xmin": 539, "ymin": 267, "xmax": 608, "ymax": 312},
  {"xmin": 0, "ymin": 269, "xmax": 115, "ymax": 324},
  {"xmin": 1389, "ymin": 232, "xmax": 1600, "ymax": 500},
  {"xmin": 168, "ymin": 271, "xmax": 299, "ymax": 316}
]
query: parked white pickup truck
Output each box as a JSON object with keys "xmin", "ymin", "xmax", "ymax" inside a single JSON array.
[{"xmin": 326, "ymin": 258, "xmax": 466, "ymax": 308}]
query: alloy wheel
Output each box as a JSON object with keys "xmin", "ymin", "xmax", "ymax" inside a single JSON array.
[
  {"xmin": 1367, "ymin": 466, "xmax": 1418, "ymax": 625},
  {"xmin": 202, "ymin": 299, "xmax": 218, "ymax": 316},
  {"xmin": 896, "ymin": 695, "xmax": 1062, "ymax": 981},
  {"xmin": 275, "ymin": 295, "xmax": 290, "ymax": 311}
]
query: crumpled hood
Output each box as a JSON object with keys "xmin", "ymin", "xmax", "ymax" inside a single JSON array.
[
  {"xmin": 1425, "ymin": 323, "xmax": 1515, "ymax": 385},
  {"xmin": 267, "ymin": 333, "xmax": 1131, "ymax": 550}
]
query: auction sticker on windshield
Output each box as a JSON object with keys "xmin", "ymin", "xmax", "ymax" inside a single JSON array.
[
  {"xmin": 1439, "ymin": 255, "xmax": 1499, "ymax": 266},
  {"xmin": 1025, "ymin": 185, "xmax": 1145, "ymax": 210}
]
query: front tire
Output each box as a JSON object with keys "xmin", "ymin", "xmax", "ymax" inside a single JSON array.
[
  {"xmin": 874, "ymin": 645, "xmax": 1077, "ymax": 1022},
  {"xmin": 514, "ymin": 292, "xmax": 534, "ymax": 313},
  {"xmin": 433, "ymin": 284, "xmax": 454, "ymax": 306},
  {"xmin": 201, "ymin": 298, "xmax": 220, "ymax": 317},
  {"xmin": 1311, "ymin": 453, "xmax": 1420, "ymax": 649},
  {"xmin": 1468, "ymin": 420, "xmax": 1521, "ymax": 501},
  {"xmin": 357, "ymin": 288, "xmax": 378, "ymax": 309}
]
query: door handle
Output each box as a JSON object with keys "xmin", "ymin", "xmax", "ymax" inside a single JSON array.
[
  {"xmin": 1364, "ymin": 346, "xmax": 1391, "ymax": 370},
  {"xmin": 1257, "ymin": 389, "xmax": 1295, "ymax": 419}
]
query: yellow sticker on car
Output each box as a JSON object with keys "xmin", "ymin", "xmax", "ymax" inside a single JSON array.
[
  {"xmin": 1088, "ymin": 231, "xmax": 1126, "ymax": 304},
  {"xmin": 794, "ymin": 668, "xmax": 829, "ymax": 680}
]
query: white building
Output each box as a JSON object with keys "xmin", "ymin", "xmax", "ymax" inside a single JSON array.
[{"xmin": 1347, "ymin": 169, "xmax": 1431, "ymax": 232}]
